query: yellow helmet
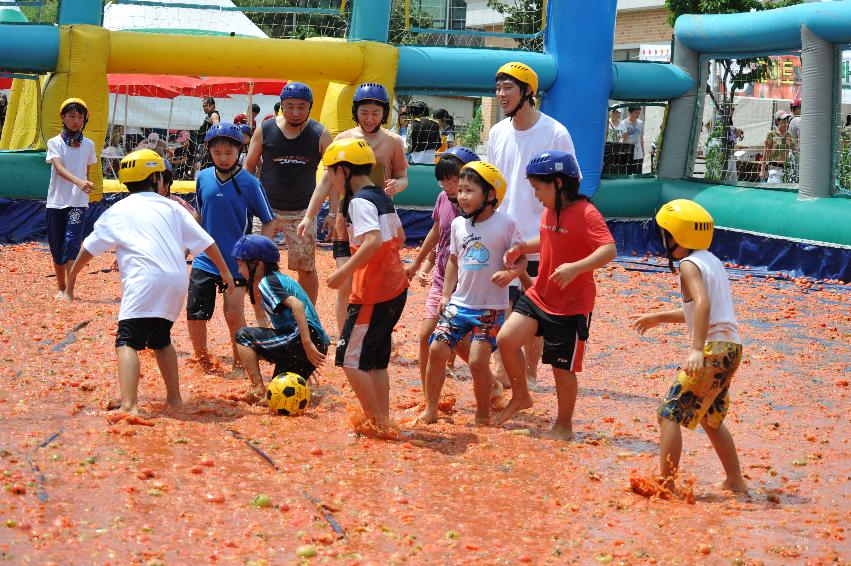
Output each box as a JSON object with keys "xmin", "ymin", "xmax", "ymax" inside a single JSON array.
[
  {"xmin": 119, "ymin": 149, "xmax": 165, "ymax": 184},
  {"xmin": 322, "ymin": 138, "xmax": 376, "ymax": 167},
  {"xmin": 496, "ymin": 62, "xmax": 538, "ymax": 95},
  {"xmin": 655, "ymin": 199, "xmax": 714, "ymax": 250},
  {"xmin": 60, "ymin": 98, "xmax": 88, "ymax": 114},
  {"xmin": 461, "ymin": 160, "xmax": 507, "ymax": 205}
]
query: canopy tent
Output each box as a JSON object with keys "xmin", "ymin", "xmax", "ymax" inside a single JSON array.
[
  {"xmin": 103, "ymin": 0, "xmax": 268, "ymax": 38},
  {"xmin": 107, "ymin": 74, "xmax": 197, "ymax": 99},
  {"xmin": 188, "ymin": 77, "xmax": 288, "ymax": 98}
]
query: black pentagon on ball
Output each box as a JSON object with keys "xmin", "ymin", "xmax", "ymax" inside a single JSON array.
[
  {"xmin": 299, "ymin": 399, "xmax": 308, "ymax": 409},
  {"xmin": 283, "ymin": 386, "xmax": 296, "ymax": 397},
  {"xmin": 277, "ymin": 407, "xmax": 290, "ymax": 416},
  {"xmin": 297, "ymin": 377, "xmax": 306, "ymax": 386},
  {"xmin": 266, "ymin": 390, "xmax": 272, "ymax": 400}
]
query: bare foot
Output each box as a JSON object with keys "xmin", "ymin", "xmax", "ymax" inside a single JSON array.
[
  {"xmin": 166, "ymin": 396, "xmax": 183, "ymax": 408},
  {"xmin": 413, "ymin": 410, "xmax": 438, "ymax": 426},
  {"xmin": 120, "ymin": 404, "xmax": 140, "ymax": 416},
  {"xmin": 526, "ymin": 377, "xmax": 540, "ymax": 392},
  {"xmin": 474, "ymin": 411, "xmax": 491, "ymax": 426},
  {"xmin": 493, "ymin": 369, "xmax": 510, "ymax": 389},
  {"xmin": 490, "ymin": 381, "xmax": 505, "ymax": 411},
  {"xmin": 541, "ymin": 423, "xmax": 575, "ymax": 441},
  {"xmin": 721, "ymin": 478, "xmax": 749, "ymax": 495},
  {"xmin": 194, "ymin": 355, "xmax": 217, "ymax": 374},
  {"xmin": 54, "ymin": 290, "xmax": 66, "ymax": 301},
  {"xmin": 493, "ymin": 394, "xmax": 533, "ymax": 425},
  {"xmin": 105, "ymin": 399, "xmax": 122, "ymax": 411},
  {"xmin": 226, "ymin": 366, "xmax": 246, "ymax": 380}
]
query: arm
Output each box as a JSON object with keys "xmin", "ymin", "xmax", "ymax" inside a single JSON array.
[
  {"xmin": 298, "ymin": 171, "xmax": 335, "ymax": 239},
  {"xmin": 201, "ymin": 242, "xmax": 235, "ymax": 292},
  {"xmin": 244, "ymin": 126, "xmax": 263, "ymax": 174},
  {"xmin": 260, "ymin": 221, "xmax": 276, "ymax": 239},
  {"xmin": 283, "ymin": 296, "xmax": 326, "ymax": 368},
  {"xmin": 50, "ymin": 157, "xmax": 93, "ymax": 193},
  {"xmin": 385, "ymin": 171, "xmax": 408, "ymax": 197},
  {"xmin": 492, "ymin": 256, "xmax": 528, "ymax": 288},
  {"xmin": 503, "ymin": 237, "xmax": 540, "ymax": 269},
  {"xmin": 549, "ymin": 242, "xmax": 617, "ymax": 290},
  {"xmin": 439, "ymin": 253, "xmax": 459, "ymax": 312},
  {"xmin": 62, "ymin": 248, "xmax": 95, "ymax": 301},
  {"xmin": 318, "ymin": 127, "xmax": 333, "ymax": 155},
  {"xmin": 326, "ymin": 230, "xmax": 381, "ymax": 289},
  {"xmin": 405, "ymin": 222, "xmax": 440, "ymax": 281},
  {"xmin": 679, "ymin": 260, "xmax": 710, "ymax": 377},
  {"xmin": 630, "ymin": 308, "xmax": 686, "ymax": 334}
]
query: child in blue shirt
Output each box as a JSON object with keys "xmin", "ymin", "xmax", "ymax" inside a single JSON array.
[
  {"xmin": 186, "ymin": 122, "xmax": 276, "ymax": 377},
  {"xmin": 232, "ymin": 235, "xmax": 329, "ymax": 402}
]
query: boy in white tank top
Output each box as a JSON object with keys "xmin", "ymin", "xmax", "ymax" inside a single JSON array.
[{"xmin": 630, "ymin": 199, "xmax": 748, "ymax": 495}]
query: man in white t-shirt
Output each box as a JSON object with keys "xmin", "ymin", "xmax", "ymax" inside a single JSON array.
[
  {"xmin": 622, "ymin": 106, "xmax": 644, "ymax": 174},
  {"xmin": 487, "ymin": 62, "xmax": 579, "ymax": 389},
  {"xmin": 63, "ymin": 149, "xmax": 235, "ymax": 415},
  {"xmin": 46, "ymin": 98, "xmax": 97, "ymax": 299}
]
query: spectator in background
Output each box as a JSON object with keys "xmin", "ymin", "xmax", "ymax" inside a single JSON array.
[
  {"xmin": 169, "ymin": 130, "xmax": 192, "ymax": 180},
  {"xmin": 192, "ymin": 97, "xmax": 220, "ymax": 174},
  {"xmin": 607, "ymin": 107, "xmax": 626, "ymax": 143},
  {"xmin": 136, "ymin": 132, "xmax": 169, "ymax": 158},
  {"xmin": 623, "ymin": 105, "xmax": 645, "ymax": 174},
  {"xmin": 262, "ymin": 102, "xmax": 281, "ymax": 123},
  {"xmin": 761, "ymin": 110, "xmax": 796, "ymax": 183},
  {"xmin": 789, "ymin": 98, "xmax": 801, "ymax": 145},
  {"xmin": 433, "ymin": 108, "xmax": 456, "ymax": 153},
  {"xmin": 393, "ymin": 106, "xmax": 410, "ymax": 150},
  {"xmin": 406, "ymin": 100, "xmax": 442, "ymax": 164},
  {"xmin": 234, "ymin": 103, "xmax": 261, "ymax": 130}
]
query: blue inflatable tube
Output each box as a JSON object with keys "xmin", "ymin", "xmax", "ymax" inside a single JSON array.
[
  {"xmin": 396, "ymin": 46, "xmax": 556, "ymax": 95},
  {"xmin": 0, "ymin": 24, "xmax": 59, "ymax": 73},
  {"xmin": 610, "ymin": 62, "xmax": 694, "ymax": 101},
  {"xmin": 675, "ymin": 2, "xmax": 851, "ymax": 54}
]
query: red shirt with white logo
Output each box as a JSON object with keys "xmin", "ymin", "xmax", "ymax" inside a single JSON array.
[{"xmin": 525, "ymin": 200, "xmax": 614, "ymax": 316}]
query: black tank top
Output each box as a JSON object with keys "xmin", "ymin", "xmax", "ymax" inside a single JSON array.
[{"xmin": 259, "ymin": 118, "xmax": 324, "ymax": 211}]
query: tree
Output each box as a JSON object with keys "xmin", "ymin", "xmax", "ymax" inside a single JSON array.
[
  {"xmin": 665, "ymin": 0, "xmax": 802, "ymax": 180},
  {"xmin": 486, "ymin": 0, "xmax": 544, "ymax": 51}
]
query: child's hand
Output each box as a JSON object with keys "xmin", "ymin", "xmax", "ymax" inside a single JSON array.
[
  {"xmin": 503, "ymin": 243, "xmax": 524, "ymax": 269},
  {"xmin": 683, "ymin": 348, "xmax": 704, "ymax": 377},
  {"xmin": 384, "ymin": 179, "xmax": 402, "ymax": 196},
  {"xmin": 491, "ymin": 269, "xmax": 515, "ymax": 288},
  {"xmin": 304, "ymin": 341, "xmax": 327, "ymax": 368},
  {"xmin": 78, "ymin": 179, "xmax": 94, "ymax": 194},
  {"xmin": 439, "ymin": 295, "xmax": 451, "ymax": 315},
  {"xmin": 629, "ymin": 313, "xmax": 660, "ymax": 335},
  {"xmin": 549, "ymin": 262, "xmax": 580, "ymax": 289},
  {"xmin": 320, "ymin": 215, "xmax": 336, "ymax": 240},
  {"xmin": 327, "ymin": 269, "xmax": 345, "ymax": 290},
  {"xmin": 404, "ymin": 261, "xmax": 418, "ymax": 282},
  {"xmin": 220, "ymin": 271, "xmax": 236, "ymax": 295}
]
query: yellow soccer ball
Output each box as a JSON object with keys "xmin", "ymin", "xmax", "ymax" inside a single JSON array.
[{"xmin": 267, "ymin": 372, "xmax": 310, "ymax": 416}]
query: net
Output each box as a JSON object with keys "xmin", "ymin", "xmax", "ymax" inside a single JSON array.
[
  {"xmin": 690, "ymin": 54, "xmax": 802, "ymax": 188},
  {"xmin": 3, "ymin": 1, "xmax": 55, "ymax": 24},
  {"xmin": 103, "ymin": 0, "xmax": 349, "ymax": 40},
  {"xmin": 835, "ymin": 48, "xmax": 851, "ymax": 197},
  {"xmin": 394, "ymin": 95, "xmax": 486, "ymax": 158},
  {"xmin": 398, "ymin": 0, "xmax": 545, "ymax": 52}
]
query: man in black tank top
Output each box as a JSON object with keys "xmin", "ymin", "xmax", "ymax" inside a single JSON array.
[
  {"xmin": 193, "ymin": 97, "xmax": 220, "ymax": 175},
  {"xmin": 245, "ymin": 82, "xmax": 332, "ymax": 305}
]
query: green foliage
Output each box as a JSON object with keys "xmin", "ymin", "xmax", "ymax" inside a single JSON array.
[
  {"xmin": 389, "ymin": 0, "xmax": 434, "ymax": 46},
  {"xmin": 233, "ymin": 0, "xmax": 349, "ymax": 39},
  {"xmin": 839, "ymin": 126, "xmax": 851, "ymax": 196},
  {"xmin": 487, "ymin": 0, "xmax": 545, "ymax": 50},
  {"xmin": 18, "ymin": 0, "xmax": 59, "ymax": 23},
  {"xmin": 457, "ymin": 102, "xmax": 483, "ymax": 149}
]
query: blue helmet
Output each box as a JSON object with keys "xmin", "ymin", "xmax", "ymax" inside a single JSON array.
[
  {"xmin": 238, "ymin": 124, "xmax": 253, "ymax": 136},
  {"xmin": 205, "ymin": 122, "xmax": 243, "ymax": 146},
  {"xmin": 441, "ymin": 146, "xmax": 480, "ymax": 165},
  {"xmin": 353, "ymin": 82, "xmax": 389, "ymax": 105},
  {"xmin": 526, "ymin": 150, "xmax": 581, "ymax": 178},
  {"xmin": 162, "ymin": 158, "xmax": 173, "ymax": 173},
  {"xmin": 232, "ymin": 235, "xmax": 280, "ymax": 263},
  {"xmin": 280, "ymin": 82, "xmax": 313, "ymax": 103}
]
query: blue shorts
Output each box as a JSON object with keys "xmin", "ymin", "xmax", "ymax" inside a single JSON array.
[
  {"xmin": 430, "ymin": 303, "xmax": 504, "ymax": 352},
  {"xmin": 46, "ymin": 207, "xmax": 86, "ymax": 264}
]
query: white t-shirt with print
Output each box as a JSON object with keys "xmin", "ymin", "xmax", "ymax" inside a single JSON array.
[
  {"xmin": 45, "ymin": 135, "xmax": 97, "ymax": 209},
  {"xmin": 623, "ymin": 118, "xmax": 645, "ymax": 160},
  {"xmin": 487, "ymin": 113, "xmax": 578, "ymax": 260},
  {"xmin": 82, "ymin": 192, "xmax": 214, "ymax": 321},
  {"xmin": 448, "ymin": 210, "xmax": 522, "ymax": 311}
]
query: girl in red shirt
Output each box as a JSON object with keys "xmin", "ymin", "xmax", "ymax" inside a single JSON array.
[{"xmin": 495, "ymin": 151, "xmax": 616, "ymax": 440}]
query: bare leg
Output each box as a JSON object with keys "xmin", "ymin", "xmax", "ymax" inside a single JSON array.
[
  {"xmin": 658, "ymin": 416, "xmax": 683, "ymax": 489},
  {"xmin": 494, "ymin": 313, "xmax": 538, "ymax": 425},
  {"xmin": 53, "ymin": 262, "xmax": 67, "ymax": 297},
  {"xmin": 417, "ymin": 318, "xmax": 438, "ymax": 388},
  {"xmin": 491, "ymin": 350, "xmax": 511, "ymax": 389},
  {"xmin": 236, "ymin": 343, "xmax": 266, "ymax": 402},
  {"xmin": 702, "ymin": 418, "xmax": 748, "ymax": 493},
  {"xmin": 222, "ymin": 287, "xmax": 248, "ymax": 376},
  {"xmin": 542, "ymin": 368, "xmax": 577, "ymax": 440},
  {"xmin": 250, "ymin": 296, "xmax": 269, "ymax": 327},
  {"xmin": 467, "ymin": 340, "xmax": 494, "ymax": 425},
  {"xmin": 296, "ymin": 269, "xmax": 319, "ymax": 307},
  {"xmin": 187, "ymin": 320, "xmax": 213, "ymax": 369},
  {"xmin": 334, "ymin": 257, "xmax": 352, "ymax": 336},
  {"xmin": 524, "ymin": 336, "xmax": 544, "ymax": 389},
  {"xmin": 344, "ymin": 367, "xmax": 385, "ymax": 428},
  {"xmin": 154, "ymin": 344, "xmax": 182, "ymax": 407},
  {"xmin": 416, "ymin": 340, "xmax": 452, "ymax": 424},
  {"xmin": 116, "ymin": 346, "xmax": 141, "ymax": 415},
  {"xmin": 374, "ymin": 369, "xmax": 391, "ymax": 429}
]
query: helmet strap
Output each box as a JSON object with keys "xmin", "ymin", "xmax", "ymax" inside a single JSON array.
[
  {"xmin": 460, "ymin": 196, "xmax": 497, "ymax": 226},
  {"xmin": 505, "ymin": 85, "xmax": 532, "ymax": 120},
  {"xmin": 246, "ymin": 260, "xmax": 259, "ymax": 305},
  {"xmin": 660, "ymin": 230, "xmax": 678, "ymax": 273}
]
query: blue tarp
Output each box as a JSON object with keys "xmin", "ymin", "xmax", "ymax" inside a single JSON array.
[{"xmin": 2, "ymin": 197, "xmax": 848, "ymax": 281}]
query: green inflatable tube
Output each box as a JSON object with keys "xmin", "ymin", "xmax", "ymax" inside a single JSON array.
[{"xmin": 0, "ymin": 151, "xmax": 51, "ymax": 199}]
